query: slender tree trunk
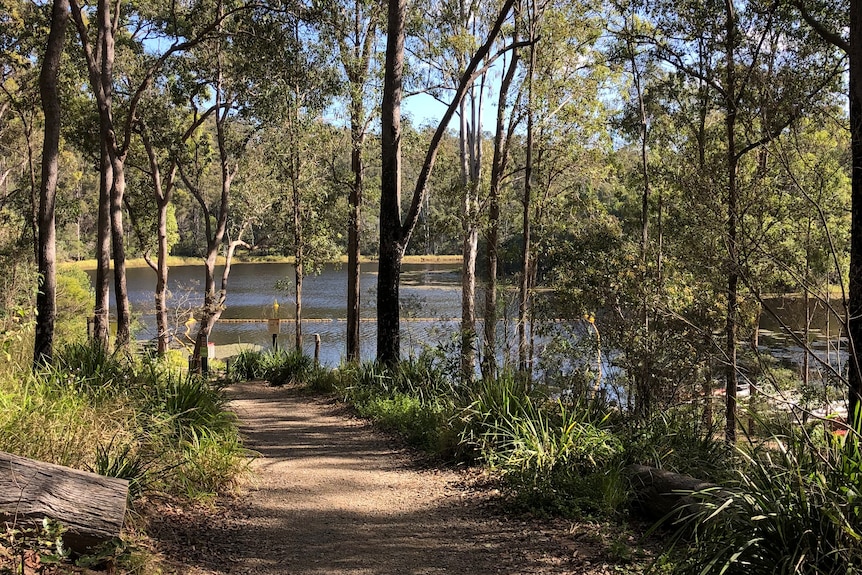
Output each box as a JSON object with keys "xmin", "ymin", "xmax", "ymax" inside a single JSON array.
[
  {"xmin": 628, "ymin": 29, "xmax": 651, "ymax": 417},
  {"xmin": 93, "ymin": 144, "xmax": 112, "ymax": 342},
  {"xmin": 109, "ymin": 154, "xmax": 131, "ymax": 348},
  {"xmin": 155, "ymin": 196, "xmax": 170, "ymax": 355},
  {"xmin": 377, "ymin": 0, "xmax": 406, "ymax": 365},
  {"xmin": 293, "ymin": 143, "xmax": 304, "ymax": 352},
  {"xmin": 518, "ymin": 39, "xmax": 536, "ymax": 375},
  {"xmin": 482, "ymin": 45, "xmax": 519, "ymax": 381},
  {"xmin": 33, "ymin": 0, "xmax": 68, "ymax": 368},
  {"xmin": 460, "ymin": 92, "xmax": 481, "ymax": 382},
  {"xmin": 724, "ymin": 0, "xmax": 740, "ymax": 444},
  {"xmin": 848, "ymin": 0, "xmax": 862, "ymax": 423},
  {"xmin": 346, "ymin": 122, "xmax": 363, "ymax": 362}
]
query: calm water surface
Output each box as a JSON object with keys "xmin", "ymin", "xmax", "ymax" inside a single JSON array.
[
  {"xmin": 90, "ymin": 262, "xmax": 846, "ymax": 372},
  {"xmin": 91, "ymin": 262, "xmax": 463, "ymax": 366}
]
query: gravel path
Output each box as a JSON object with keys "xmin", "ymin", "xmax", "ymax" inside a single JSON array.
[{"xmin": 153, "ymin": 381, "xmax": 637, "ymax": 575}]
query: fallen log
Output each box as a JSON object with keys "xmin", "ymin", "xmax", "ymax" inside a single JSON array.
[
  {"xmin": 626, "ymin": 464, "xmax": 723, "ymax": 521},
  {"xmin": 0, "ymin": 450, "xmax": 128, "ymax": 554}
]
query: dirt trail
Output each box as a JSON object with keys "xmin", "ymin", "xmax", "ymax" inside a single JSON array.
[{"xmin": 155, "ymin": 381, "xmax": 628, "ymax": 575}]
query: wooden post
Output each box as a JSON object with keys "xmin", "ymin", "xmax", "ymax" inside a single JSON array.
[
  {"xmin": 314, "ymin": 333, "xmax": 321, "ymax": 365},
  {"xmin": 0, "ymin": 451, "xmax": 129, "ymax": 554}
]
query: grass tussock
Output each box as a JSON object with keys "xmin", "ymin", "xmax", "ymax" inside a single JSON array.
[{"xmin": 0, "ymin": 341, "xmax": 248, "ymax": 502}]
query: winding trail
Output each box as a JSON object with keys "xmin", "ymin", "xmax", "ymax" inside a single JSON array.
[{"xmin": 156, "ymin": 381, "xmax": 627, "ymax": 575}]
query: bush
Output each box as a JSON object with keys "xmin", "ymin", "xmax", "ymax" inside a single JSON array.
[
  {"xmin": 0, "ymin": 343, "xmax": 247, "ymax": 504},
  {"xmin": 230, "ymin": 348, "xmax": 314, "ymax": 386},
  {"xmin": 660, "ymin": 430, "xmax": 862, "ymax": 574},
  {"xmin": 354, "ymin": 392, "xmax": 457, "ymax": 454}
]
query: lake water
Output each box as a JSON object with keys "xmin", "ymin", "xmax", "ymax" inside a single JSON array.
[
  {"xmin": 90, "ymin": 262, "xmax": 846, "ymax": 375},
  {"xmin": 92, "ymin": 262, "xmax": 465, "ymax": 366}
]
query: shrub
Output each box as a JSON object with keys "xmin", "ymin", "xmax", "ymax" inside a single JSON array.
[
  {"xmin": 660, "ymin": 430, "xmax": 862, "ymax": 574},
  {"xmin": 146, "ymin": 371, "xmax": 235, "ymax": 440},
  {"xmin": 230, "ymin": 348, "xmax": 314, "ymax": 386},
  {"xmin": 355, "ymin": 392, "xmax": 457, "ymax": 454}
]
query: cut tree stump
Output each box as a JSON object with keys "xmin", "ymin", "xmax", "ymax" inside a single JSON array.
[
  {"xmin": 626, "ymin": 464, "xmax": 725, "ymax": 521},
  {"xmin": 0, "ymin": 450, "xmax": 128, "ymax": 553}
]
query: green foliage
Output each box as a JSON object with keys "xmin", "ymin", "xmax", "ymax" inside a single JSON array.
[
  {"xmin": 622, "ymin": 409, "xmax": 730, "ymax": 482},
  {"xmin": 147, "ymin": 370, "xmax": 235, "ymax": 440},
  {"xmin": 660, "ymin": 431, "xmax": 862, "ymax": 574},
  {"xmin": 55, "ymin": 267, "xmax": 94, "ymax": 346},
  {"xmin": 53, "ymin": 340, "xmax": 129, "ymax": 395},
  {"xmin": 90, "ymin": 438, "xmax": 152, "ymax": 502},
  {"xmin": 354, "ymin": 392, "xmax": 457, "ymax": 454},
  {"xmin": 1, "ymin": 518, "xmax": 69, "ymax": 574},
  {"xmin": 230, "ymin": 348, "xmax": 315, "ymax": 387},
  {"xmin": 0, "ymin": 341, "xmax": 246, "ymax": 505}
]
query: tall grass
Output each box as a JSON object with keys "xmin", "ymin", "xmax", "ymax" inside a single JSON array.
[
  {"xmin": 660, "ymin": 429, "xmax": 862, "ymax": 574},
  {"xmin": 231, "ymin": 348, "xmax": 314, "ymax": 386},
  {"xmin": 0, "ymin": 342, "xmax": 247, "ymax": 502}
]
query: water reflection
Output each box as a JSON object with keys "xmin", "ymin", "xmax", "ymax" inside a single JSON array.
[{"xmin": 89, "ymin": 263, "xmax": 848, "ymax": 375}]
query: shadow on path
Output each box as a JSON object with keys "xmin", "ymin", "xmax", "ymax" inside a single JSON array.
[{"xmin": 158, "ymin": 381, "xmax": 591, "ymax": 575}]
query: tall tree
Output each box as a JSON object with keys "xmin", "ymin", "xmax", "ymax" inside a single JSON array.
[
  {"xmin": 482, "ymin": 34, "xmax": 520, "ymax": 380},
  {"xmin": 33, "ymin": 0, "xmax": 68, "ymax": 367},
  {"xmin": 791, "ymin": 0, "xmax": 861, "ymax": 424},
  {"xmin": 647, "ymin": 0, "xmax": 843, "ymax": 442},
  {"xmin": 316, "ymin": 0, "xmax": 381, "ymax": 362},
  {"xmin": 377, "ymin": 0, "xmax": 517, "ymax": 364},
  {"xmin": 68, "ymin": 0, "xmax": 233, "ymax": 349}
]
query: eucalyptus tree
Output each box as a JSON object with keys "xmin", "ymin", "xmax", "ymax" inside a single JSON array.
[
  {"xmin": 644, "ymin": 0, "xmax": 844, "ymax": 442},
  {"xmin": 314, "ymin": 0, "xmax": 381, "ymax": 362},
  {"xmin": 32, "ymin": 0, "xmax": 69, "ymax": 367},
  {"xmin": 512, "ymin": 0, "xmax": 606, "ymax": 377},
  {"xmin": 67, "ymin": 0, "xmax": 243, "ymax": 349},
  {"xmin": 176, "ymin": 25, "xmax": 258, "ymax": 369},
  {"xmin": 609, "ymin": 6, "xmax": 659, "ymax": 414},
  {"xmin": 125, "ymin": 71, "xmax": 215, "ymax": 355},
  {"xmin": 408, "ymin": 0, "xmax": 501, "ymax": 379},
  {"xmin": 480, "ymin": 23, "xmax": 521, "ymax": 380},
  {"xmin": 236, "ymin": 5, "xmax": 340, "ymax": 352},
  {"xmin": 790, "ymin": 0, "xmax": 862, "ymax": 426},
  {"xmin": 377, "ymin": 0, "xmax": 518, "ymax": 364}
]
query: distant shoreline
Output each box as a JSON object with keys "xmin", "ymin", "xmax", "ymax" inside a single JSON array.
[{"xmin": 60, "ymin": 254, "xmax": 462, "ymax": 272}]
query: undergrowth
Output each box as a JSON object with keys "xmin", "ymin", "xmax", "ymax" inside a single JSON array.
[{"xmin": 0, "ymin": 339, "xmax": 248, "ymax": 513}]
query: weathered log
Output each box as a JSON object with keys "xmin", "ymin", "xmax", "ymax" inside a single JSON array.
[
  {"xmin": 626, "ymin": 464, "xmax": 722, "ymax": 521},
  {"xmin": 0, "ymin": 450, "xmax": 128, "ymax": 553}
]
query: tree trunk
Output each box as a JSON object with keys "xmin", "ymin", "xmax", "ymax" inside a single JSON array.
[
  {"xmin": 293, "ymin": 153, "xmax": 304, "ymax": 352},
  {"xmin": 109, "ymin": 154, "xmax": 131, "ymax": 348},
  {"xmin": 518, "ymin": 40, "xmax": 536, "ymax": 376},
  {"xmin": 346, "ymin": 125, "xmax": 363, "ymax": 362},
  {"xmin": 155, "ymin": 197, "xmax": 170, "ymax": 355},
  {"xmin": 93, "ymin": 143, "xmax": 112, "ymax": 343},
  {"xmin": 482, "ymin": 46, "xmax": 519, "ymax": 381},
  {"xmin": 848, "ymin": 0, "xmax": 862, "ymax": 424},
  {"xmin": 460, "ymin": 93, "xmax": 481, "ymax": 382},
  {"xmin": 724, "ymin": 0, "xmax": 740, "ymax": 444},
  {"xmin": 33, "ymin": 0, "xmax": 68, "ymax": 368},
  {"xmin": 377, "ymin": 0, "xmax": 515, "ymax": 364},
  {"xmin": 377, "ymin": 0, "xmax": 406, "ymax": 365}
]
